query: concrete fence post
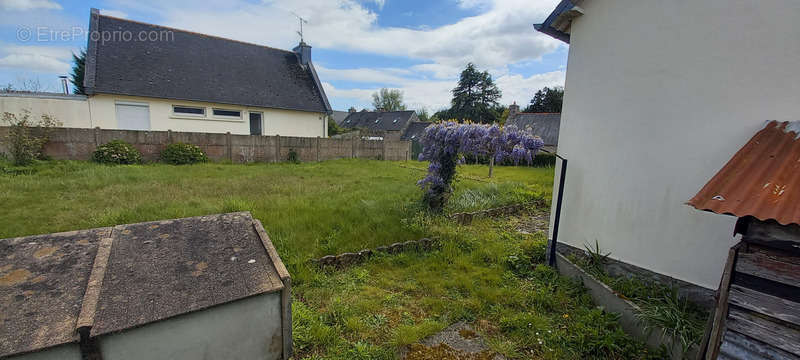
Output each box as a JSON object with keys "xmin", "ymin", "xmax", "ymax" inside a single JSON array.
[
  {"xmin": 93, "ymin": 127, "xmax": 101, "ymax": 147},
  {"xmin": 315, "ymin": 136, "xmax": 320, "ymax": 162},
  {"xmin": 167, "ymin": 129, "xmax": 172, "ymax": 144},
  {"xmin": 275, "ymin": 135, "xmax": 281, "ymax": 163},
  {"xmin": 352, "ymin": 137, "xmax": 356, "ymax": 159},
  {"xmin": 226, "ymin": 132, "xmax": 232, "ymax": 162},
  {"xmin": 382, "ymin": 140, "xmax": 387, "ymax": 161}
]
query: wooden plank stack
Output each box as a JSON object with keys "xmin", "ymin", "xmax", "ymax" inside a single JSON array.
[{"xmin": 702, "ymin": 219, "xmax": 800, "ymax": 360}]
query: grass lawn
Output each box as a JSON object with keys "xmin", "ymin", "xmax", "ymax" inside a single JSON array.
[{"xmin": 0, "ymin": 159, "xmax": 662, "ymax": 359}]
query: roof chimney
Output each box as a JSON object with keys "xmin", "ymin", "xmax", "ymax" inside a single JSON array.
[
  {"xmin": 59, "ymin": 76, "xmax": 69, "ymax": 94},
  {"xmin": 509, "ymin": 102, "xmax": 520, "ymax": 118},
  {"xmin": 293, "ymin": 42, "xmax": 312, "ymax": 66}
]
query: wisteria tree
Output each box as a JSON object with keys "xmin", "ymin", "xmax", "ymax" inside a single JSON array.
[{"xmin": 417, "ymin": 122, "xmax": 544, "ymax": 210}]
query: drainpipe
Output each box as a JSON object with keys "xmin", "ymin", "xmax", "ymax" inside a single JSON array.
[{"xmin": 542, "ymin": 150, "xmax": 567, "ymax": 267}]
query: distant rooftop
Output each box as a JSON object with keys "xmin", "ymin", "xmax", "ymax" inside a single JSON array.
[
  {"xmin": 340, "ymin": 110, "xmax": 418, "ymax": 132},
  {"xmin": 506, "ymin": 112, "xmax": 561, "ymax": 146},
  {"xmin": 0, "ymin": 212, "xmax": 287, "ymax": 357},
  {"xmin": 401, "ymin": 121, "xmax": 432, "ymax": 141},
  {"xmin": 688, "ymin": 121, "xmax": 800, "ymax": 226}
]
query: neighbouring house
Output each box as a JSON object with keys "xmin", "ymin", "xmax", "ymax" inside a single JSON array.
[
  {"xmin": 0, "ymin": 8, "xmax": 331, "ymax": 138},
  {"xmin": 536, "ymin": 0, "xmax": 800, "ymax": 305},
  {"xmin": 339, "ymin": 110, "xmax": 419, "ymax": 140},
  {"xmin": 400, "ymin": 121, "xmax": 432, "ymax": 160},
  {"xmin": 329, "ymin": 110, "xmax": 351, "ymax": 126},
  {"xmin": 0, "ymin": 212, "xmax": 292, "ymax": 360},
  {"xmin": 505, "ymin": 103, "xmax": 560, "ymax": 152},
  {"xmin": 686, "ymin": 121, "xmax": 800, "ymax": 358}
]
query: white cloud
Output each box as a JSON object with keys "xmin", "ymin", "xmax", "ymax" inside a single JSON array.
[
  {"xmin": 0, "ymin": 44, "xmax": 72, "ymax": 73},
  {"xmin": 495, "ymin": 70, "xmax": 565, "ymax": 106},
  {"xmin": 0, "ymin": 0, "xmax": 567, "ymax": 110},
  {"xmin": 371, "ymin": 0, "xmax": 385, "ymax": 10},
  {"xmin": 99, "ymin": 9, "xmax": 128, "ymax": 18},
  {"xmin": 141, "ymin": 0, "xmax": 565, "ymax": 109},
  {"xmin": 322, "ymin": 68, "xmax": 565, "ymax": 110},
  {"xmin": 0, "ymin": 0, "xmax": 61, "ymax": 11},
  {"xmin": 154, "ymin": 0, "xmax": 562, "ymax": 75}
]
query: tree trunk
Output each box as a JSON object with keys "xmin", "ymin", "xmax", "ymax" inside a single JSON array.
[{"xmin": 488, "ymin": 156, "xmax": 494, "ymax": 178}]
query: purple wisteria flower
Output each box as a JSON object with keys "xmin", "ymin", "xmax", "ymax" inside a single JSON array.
[{"xmin": 417, "ymin": 121, "xmax": 544, "ymax": 210}]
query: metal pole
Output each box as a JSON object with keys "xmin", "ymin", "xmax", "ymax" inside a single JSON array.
[{"xmin": 547, "ymin": 156, "xmax": 567, "ymax": 267}]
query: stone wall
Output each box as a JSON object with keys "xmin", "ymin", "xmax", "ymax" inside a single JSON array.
[{"xmin": 0, "ymin": 127, "xmax": 412, "ymax": 163}]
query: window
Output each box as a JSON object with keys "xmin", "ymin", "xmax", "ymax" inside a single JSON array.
[
  {"xmin": 374, "ymin": 119, "xmax": 380, "ymax": 124},
  {"xmin": 393, "ymin": 118, "xmax": 399, "ymax": 123},
  {"xmin": 173, "ymin": 105, "xmax": 205, "ymax": 116},
  {"xmin": 212, "ymin": 108, "xmax": 242, "ymax": 119}
]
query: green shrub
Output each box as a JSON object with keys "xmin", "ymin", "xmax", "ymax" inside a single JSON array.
[
  {"xmin": 2, "ymin": 109, "xmax": 60, "ymax": 166},
  {"xmin": 530, "ymin": 152, "xmax": 556, "ymax": 167},
  {"xmin": 287, "ymin": 148, "xmax": 300, "ymax": 163},
  {"xmin": 92, "ymin": 140, "xmax": 142, "ymax": 164},
  {"xmin": 160, "ymin": 142, "xmax": 207, "ymax": 165}
]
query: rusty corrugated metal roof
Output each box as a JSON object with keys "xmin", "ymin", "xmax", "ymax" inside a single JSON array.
[{"xmin": 688, "ymin": 121, "xmax": 800, "ymax": 226}]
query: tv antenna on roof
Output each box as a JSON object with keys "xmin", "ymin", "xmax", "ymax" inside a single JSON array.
[{"xmin": 291, "ymin": 12, "xmax": 309, "ymax": 43}]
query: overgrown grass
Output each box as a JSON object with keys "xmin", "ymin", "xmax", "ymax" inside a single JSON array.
[
  {"xmin": 568, "ymin": 251, "xmax": 708, "ymax": 353},
  {"xmin": 0, "ymin": 158, "xmax": 663, "ymax": 358}
]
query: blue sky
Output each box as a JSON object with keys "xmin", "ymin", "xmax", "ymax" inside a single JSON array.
[{"xmin": 0, "ymin": 0, "xmax": 567, "ymax": 111}]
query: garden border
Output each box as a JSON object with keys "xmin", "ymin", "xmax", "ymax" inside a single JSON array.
[
  {"xmin": 312, "ymin": 238, "xmax": 438, "ymax": 269},
  {"xmin": 449, "ymin": 200, "xmax": 544, "ymax": 225},
  {"xmin": 555, "ymin": 253, "xmax": 700, "ymax": 359}
]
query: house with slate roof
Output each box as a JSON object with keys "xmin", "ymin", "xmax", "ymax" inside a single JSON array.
[
  {"xmin": 339, "ymin": 110, "xmax": 419, "ymax": 139},
  {"xmin": 70, "ymin": 9, "xmax": 330, "ymax": 137},
  {"xmin": 505, "ymin": 103, "xmax": 560, "ymax": 152}
]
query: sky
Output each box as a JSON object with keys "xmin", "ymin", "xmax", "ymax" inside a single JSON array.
[{"xmin": 0, "ymin": 0, "xmax": 567, "ymax": 112}]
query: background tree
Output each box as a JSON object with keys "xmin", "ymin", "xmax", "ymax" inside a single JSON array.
[
  {"xmin": 1, "ymin": 78, "xmax": 46, "ymax": 93},
  {"xmin": 327, "ymin": 118, "xmax": 345, "ymax": 136},
  {"xmin": 526, "ymin": 86, "xmax": 563, "ymax": 112},
  {"xmin": 347, "ymin": 106, "xmax": 357, "ymax": 112},
  {"xmin": 371, "ymin": 88, "xmax": 406, "ymax": 111},
  {"xmin": 449, "ymin": 63, "xmax": 502, "ymax": 123},
  {"xmin": 416, "ymin": 108, "xmax": 430, "ymax": 122},
  {"xmin": 70, "ymin": 50, "xmax": 86, "ymax": 95}
]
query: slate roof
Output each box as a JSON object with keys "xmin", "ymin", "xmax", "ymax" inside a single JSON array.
[
  {"xmin": 340, "ymin": 111, "xmax": 418, "ymax": 132},
  {"xmin": 0, "ymin": 212, "xmax": 288, "ymax": 357},
  {"xmin": 688, "ymin": 121, "xmax": 800, "ymax": 226},
  {"xmin": 84, "ymin": 9, "xmax": 330, "ymax": 113},
  {"xmin": 401, "ymin": 121, "xmax": 432, "ymax": 141},
  {"xmin": 506, "ymin": 112, "xmax": 561, "ymax": 146},
  {"xmin": 331, "ymin": 110, "xmax": 350, "ymax": 125}
]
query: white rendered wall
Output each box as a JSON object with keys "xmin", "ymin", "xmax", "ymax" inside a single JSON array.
[
  {"xmin": 550, "ymin": 0, "xmax": 800, "ymax": 288},
  {"xmin": 89, "ymin": 94, "xmax": 325, "ymax": 137},
  {"xmin": 0, "ymin": 95, "xmax": 90, "ymax": 129},
  {"xmin": 99, "ymin": 293, "xmax": 283, "ymax": 360}
]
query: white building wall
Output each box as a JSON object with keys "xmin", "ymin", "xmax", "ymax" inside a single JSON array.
[
  {"xmin": 0, "ymin": 94, "xmax": 90, "ymax": 128},
  {"xmin": 551, "ymin": 0, "xmax": 800, "ymax": 288},
  {"xmin": 89, "ymin": 94, "xmax": 326, "ymax": 137},
  {"xmin": 99, "ymin": 293, "xmax": 283, "ymax": 360},
  {"xmin": 0, "ymin": 93, "xmax": 326, "ymax": 137}
]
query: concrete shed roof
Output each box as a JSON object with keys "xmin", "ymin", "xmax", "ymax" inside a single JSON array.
[
  {"xmin": 0, "ymin": 227, "xmax": 110, "ymax": 357},
  {"xmin": 0, "ymin": 212, "xmax": 287, "ymax": 357}
]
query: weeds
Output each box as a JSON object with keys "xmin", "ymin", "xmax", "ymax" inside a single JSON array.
[
  {"xmin": 0, "ymin": 160, "xmax": 666, "ymax": 359},
  {"xmin": 569, "ymin": 245, "xmax": 708, "ymax": 354}
]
